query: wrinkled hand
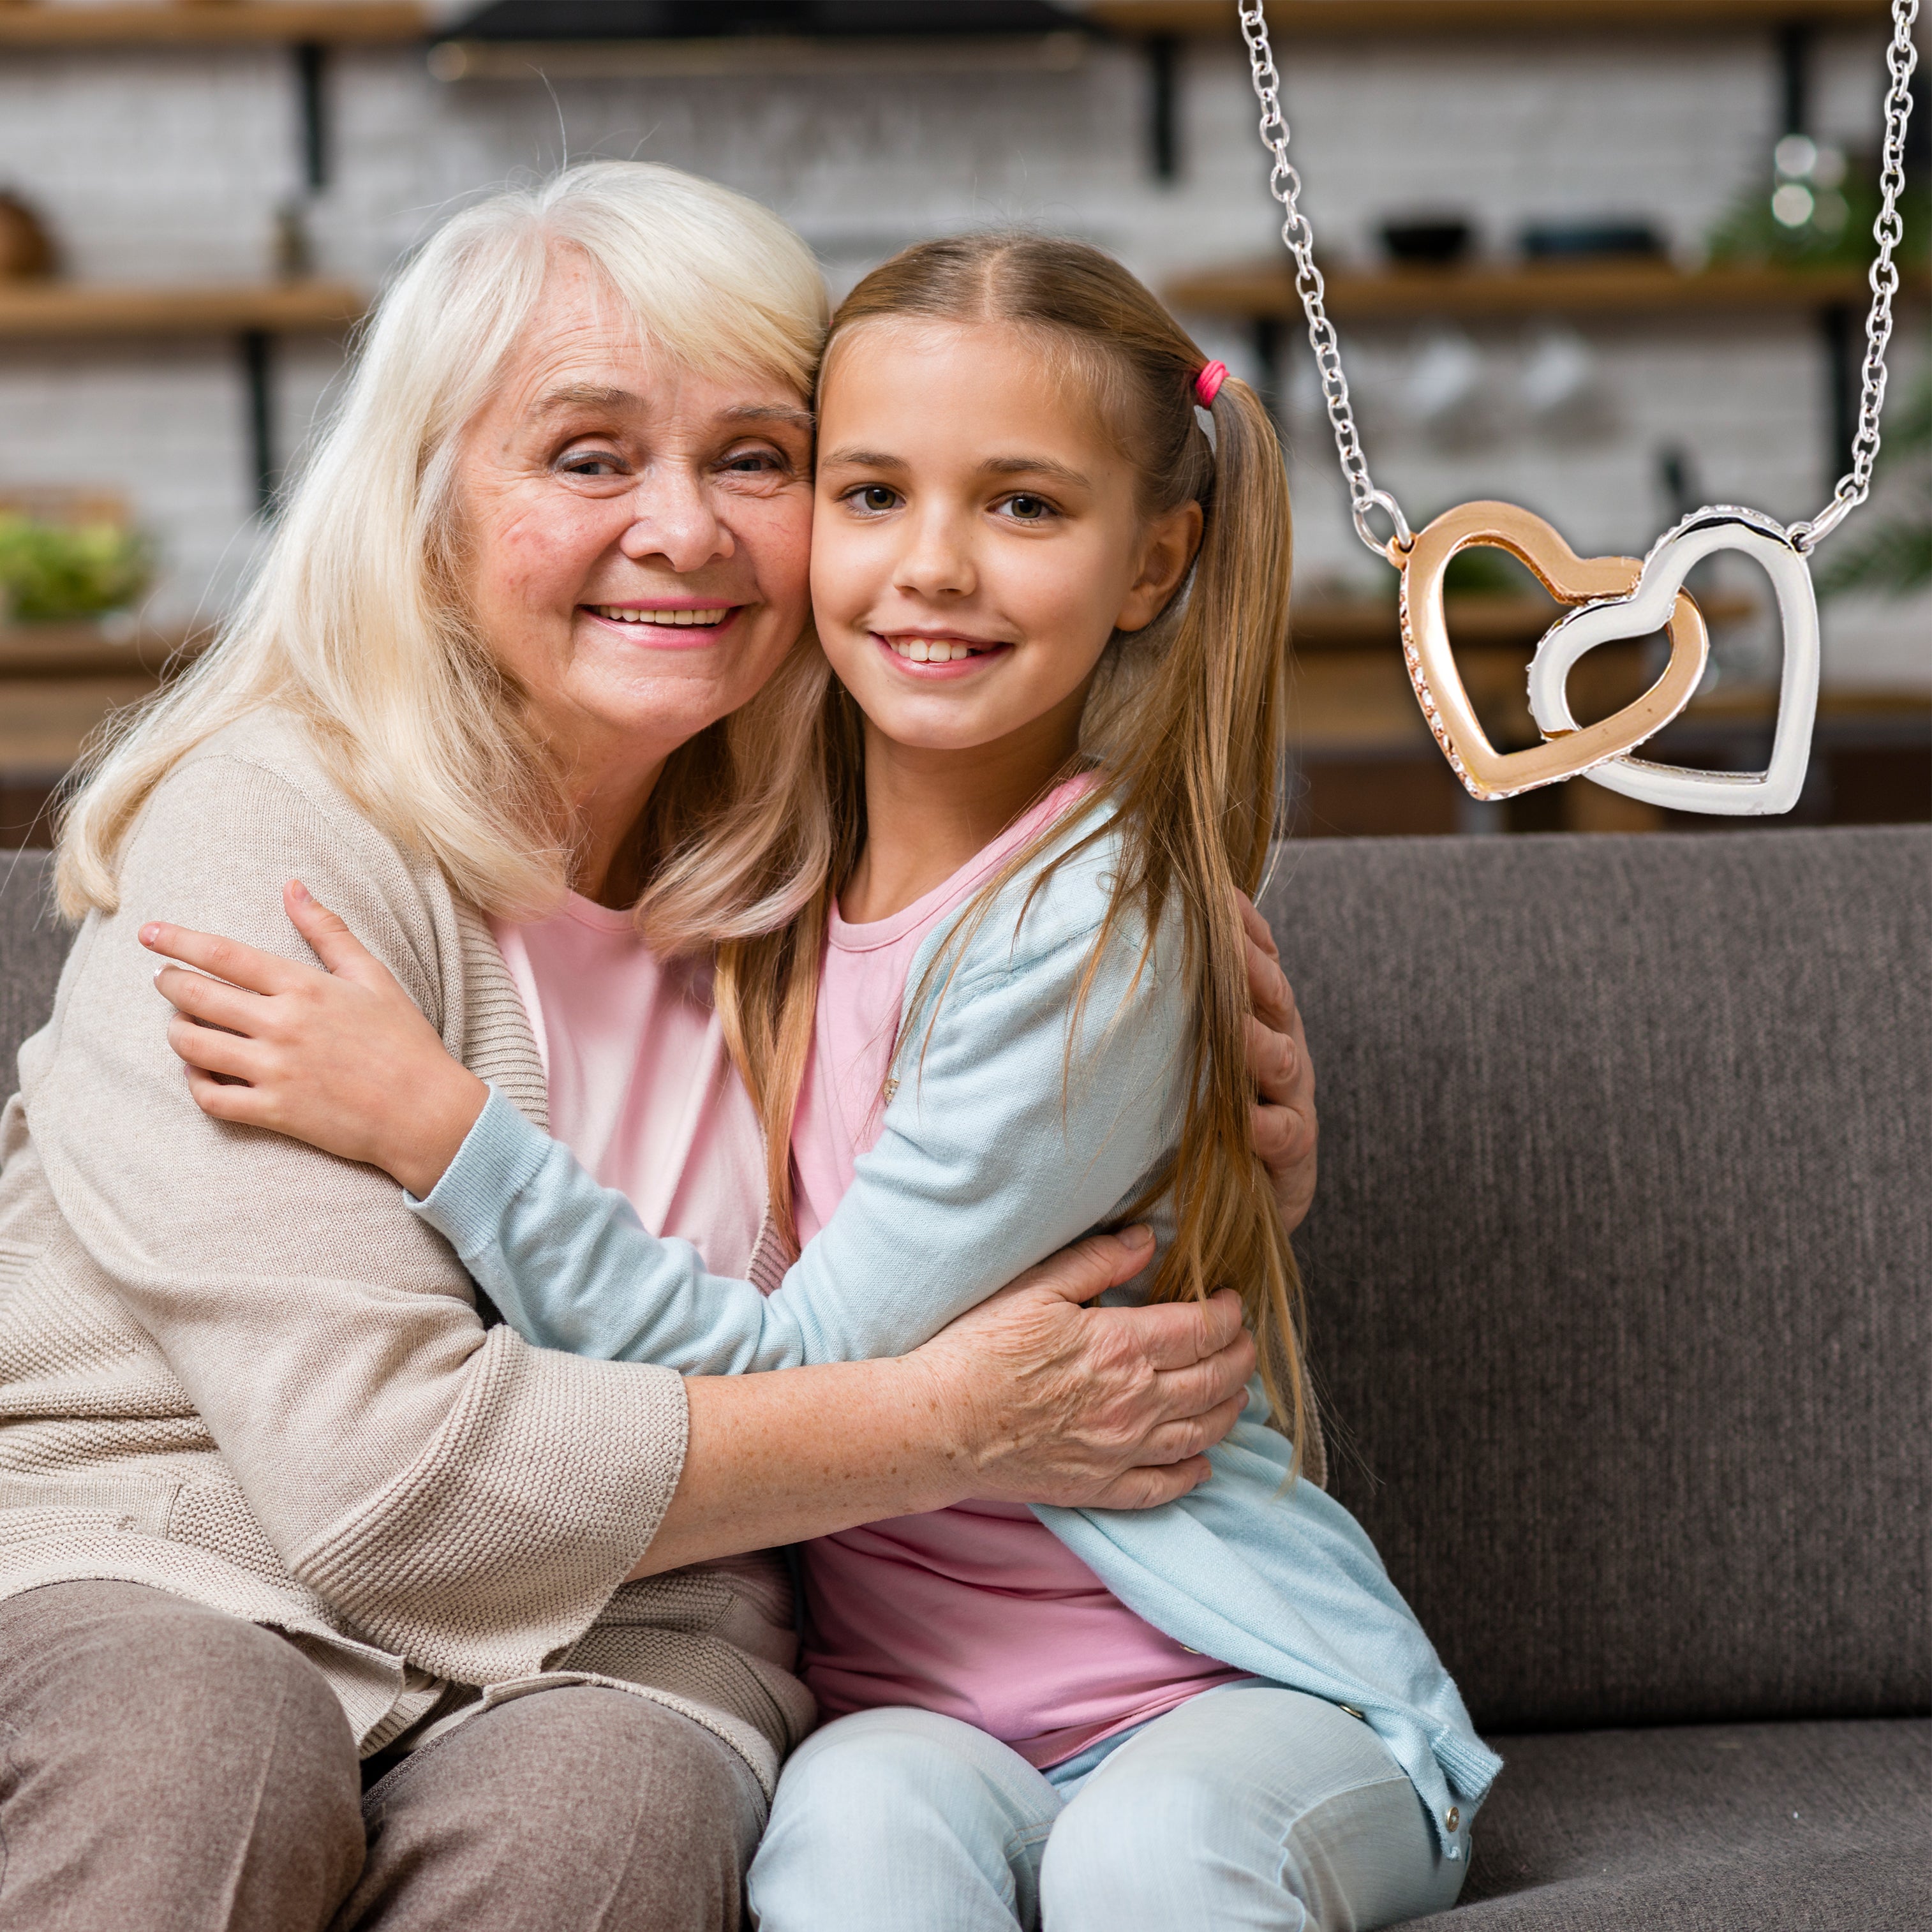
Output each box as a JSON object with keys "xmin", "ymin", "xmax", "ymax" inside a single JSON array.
[
  {"xmin": 915, "ymin": 1228, "xmax": 1258, "ymax": 1512},
  {"xmin": 1239, "ymin": 891, "xmax": 1318, "ymax": 1235}
]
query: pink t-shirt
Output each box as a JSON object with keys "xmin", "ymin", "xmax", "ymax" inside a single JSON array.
[
  {"xmin": 792, "ymin": 781, "xmax": 1241, "ymax": 1768},
  {"xmin": 490, "ymin": 896, "xmax": 765, "ymax": 1280}
]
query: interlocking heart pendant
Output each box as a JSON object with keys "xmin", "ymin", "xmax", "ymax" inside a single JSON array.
[
  {"xmin": 1528, "ymin": 506, "xmax": 1820, "ymax": 817},
  {"xmin": 1397, "ymin": 501, "xmax": 1710, "ymax": 801}
]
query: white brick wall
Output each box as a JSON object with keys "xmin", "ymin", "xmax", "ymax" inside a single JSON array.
[{"xmin": 0, "ymin": 15, "xmax": 1924, "ymax": 683}]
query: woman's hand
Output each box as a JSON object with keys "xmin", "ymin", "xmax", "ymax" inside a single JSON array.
[
  {"xmin": 1239, "ymin": 892, "xmax": 1318, "ymax": 1235},
  {"xmin": 139, "ymin": 882, "xmax": 487, "ymax": 1198},
  {"xmin": 912, "ymin": 1228, "xmax": 1259, "ymax": 1511},
  {"xmin": 636, "ymin": 1227, "xmax": 1258, "ymax": 1574}
]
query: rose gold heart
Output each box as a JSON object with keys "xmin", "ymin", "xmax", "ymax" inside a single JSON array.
[{"xmin": 1397, "ymin": 501, "xmax": 1709, "ymax": 801}]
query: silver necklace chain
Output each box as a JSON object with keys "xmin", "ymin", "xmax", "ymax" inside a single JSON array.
[
  {"xmin": 1236, "ymin": 0, "xmax": 1921, "ymax": 561},
  {"xmin": 1792, "ymin": 0, "xmax": 1921, "ymax": 549}
]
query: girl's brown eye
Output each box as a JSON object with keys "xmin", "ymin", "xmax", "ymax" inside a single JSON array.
[
  {"xmin": 1007, "ymin": 494, "xmax": 1049, "ymax": 520},
  {"xmin": 859, "ymin": 486, "xmax": 898, "ymax": 512}
]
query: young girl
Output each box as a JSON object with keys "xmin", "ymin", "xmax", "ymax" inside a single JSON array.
[{"xmin": 146, "ymin": 235, "xmax": 1497, "ymax": 1929}]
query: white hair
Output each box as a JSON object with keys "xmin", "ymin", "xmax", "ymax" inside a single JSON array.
[{"xmin": 57, "ymin": 162, "xmax": 830, "ymax": 921}]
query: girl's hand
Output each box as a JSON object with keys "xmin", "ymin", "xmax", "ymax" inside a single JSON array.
[
  {"xmin": 140, "ymin": 881, "xmax": 488, "ymax": 1198},
  {"xmin": 1239, "ymin": 892, "xmax": 1318, "ymax": 1235}
]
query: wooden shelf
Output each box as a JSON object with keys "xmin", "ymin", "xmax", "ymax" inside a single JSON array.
[
  {"xmin": 0, "ymin": 625, "xmax": 205, "ymax": 791},
  {"xmin": 1293, "ymin": 591, "xmax": 1758, "ymax": 651},
  {"xmin": 0, "ymin": 622, "xmax": 205, "ymax": 680},
  {"xmin": 0, "ymin": 1, "xmax": 1884, "ymax": 48},
  {"xmin": 0, "ymin": 280, "xmax": 364, "ymax": 339},
  {"xmin": 1088, "ymin": 1, "xmax": 1896, "ymax": 37},
  {"xmin": 1170, "ymin": 260, "xmax": 1928, "ymax": 323},
  {"xmin": 1289, "ymin": 640, "xmax": 1929, "ymax": 761},
  {"xmin": 426, "ymin": 33, "xmax": 1090, "ymax": 82},
  {"xmin": 0, "ymin": 4, "xmax": 426, "ymax": 49},
  {"xmin": 0, "ymin": 676, "xmax": 160, "ymax": 780},
  {"xmin": 1668, "ymin": 687, "xmax": 1932, "ymax": 731}
]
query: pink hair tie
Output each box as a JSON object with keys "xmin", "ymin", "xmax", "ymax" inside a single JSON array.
[{"xmin": 1194, "ymin": 360, "xmax": 1228, "ymax": 407}]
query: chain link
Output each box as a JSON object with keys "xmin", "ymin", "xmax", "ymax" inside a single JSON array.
[
  {"xmin": 1237, "ymin": 1, "xmax": 1413, "ymax": 557},
  {"xmin": 1238, "ymin": 0, "xmax": 1919, "ymax": 562},
  {"xmin": 1789, "ymin": 0, "xmax": 1919, "ymax": 551}
]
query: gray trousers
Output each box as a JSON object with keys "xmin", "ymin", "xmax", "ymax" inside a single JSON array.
[{"xmin": 0, "ymin": 1581, "xmax": 766, "ymax": 1932}]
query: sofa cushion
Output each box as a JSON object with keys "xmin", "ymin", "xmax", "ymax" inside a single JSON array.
[
  {"xmin": 1263, "ymin": 828, "xmax": 1930, "ymax": 1731},
  {"xmin": 0, "ymin": 849, "xmax": 61, "ymax": 1089},
  {"xmin": 1420, "ymin": 1718, "xmax": 1931, "ymax": 1930}
]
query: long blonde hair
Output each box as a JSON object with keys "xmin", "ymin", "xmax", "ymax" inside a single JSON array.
[
  {"xmin": 715, "ymin": 234, "xmax": 1307, "ymax": 1452},
  {"xmin": 56, "ymin": 161, "xmax": 832, "ymax": 941}
]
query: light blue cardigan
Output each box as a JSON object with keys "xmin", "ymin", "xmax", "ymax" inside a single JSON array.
[{"xmin": 413, "ymin": 813, "xmax": 1503, "ymax": 1856}]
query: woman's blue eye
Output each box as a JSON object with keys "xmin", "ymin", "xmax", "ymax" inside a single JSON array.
[{"xmin": 562, "ymin": 452, "xmax": 621, "ymax": 477}]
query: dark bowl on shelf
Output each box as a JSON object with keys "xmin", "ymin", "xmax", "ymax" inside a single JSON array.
[
  {"xmin": 1379, "ymin": 218, "xmax": 1473, "ymax": 266},
  {"xmin": 0, "ymin": 193, "xmax": 57, "ymax": 283},
  {"xmin": 1519, "ymin": 218, "xmax": 1665, "ymax": 260}
]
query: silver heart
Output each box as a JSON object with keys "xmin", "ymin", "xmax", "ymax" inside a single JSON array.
[{"xmin": 1527, "ymin": 506, "xmax": 1819, "ymax": 817}]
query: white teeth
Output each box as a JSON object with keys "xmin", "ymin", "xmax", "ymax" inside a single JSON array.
[
  {"xmin": 593, "ymin": 606, "xmax": 729, "ymax": 627},
  {"xmin": 889, "ymin": 638, "xmax": 986, "ymax": 664}
]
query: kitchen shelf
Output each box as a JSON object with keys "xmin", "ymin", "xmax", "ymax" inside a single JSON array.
[
  {"xmin": 1169, "ymin": 260, "xmax": 1928, "ymax": 323},
  {"xmin": 0, "ymin": 279, "xmax": 364, "ymax": 339},
  {"xmin": 1096, "ymin": 0, "xmax": 1897, "ymax": 179},
  {"xmin": 1292, "ymin": 646, "xmax": 1930, "ymax": 750},
  {"xmin": 0, "ymin": 4, "xmax": 426, "ymax": 48},
  {"xmin": 0, "ymin": 675, "xmax": 161, "ymax": 782},
  {"xmin": 426, "ymin": 33, "xmax": 1090, "ymax": 82},
  {"xmin": 0, "ymin": 282, "xmax": 365, "ymax": 512},
  {"xmin": 1088, "ymin": 1, "xmax": 1896, "ymax": 37},
  {"xmin": 0, "ymin": 8, "xmax": 427, "ymax": 204},
  {"xmin": 0, "ymin": 627, "xmax": 204, "ymax": 830},
  {"xmin": 0, "ymin": 1, "xmax": 1882, "ymax": 48},
  {"xmin": 1175, "ymin": 260, "xmax": 1929, "ymax": 489},
  {"xmin": 0, "ymin": 621, "xmax": 205, "ymax": 681},
  {"xmin": 1292, "ymin": 591, "xmax": 1759, "ymax": 652}
]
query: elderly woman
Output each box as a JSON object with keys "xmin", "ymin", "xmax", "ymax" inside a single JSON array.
[{"xmin": 0, "ymin": 166, "xmax": 1314, "ymax": 1932}]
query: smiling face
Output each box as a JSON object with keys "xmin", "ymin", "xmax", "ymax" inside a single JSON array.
[
  {"xmin": 454, "ymin": 250, "xmax": 815, "ymax": 836},
  {"xmin": 810, "ymin": 317, "xmax": 1199, "ymax": 768}
]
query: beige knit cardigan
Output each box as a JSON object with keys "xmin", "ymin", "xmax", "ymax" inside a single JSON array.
[{"xmin": 0, "ymin": 711, "xmax": 814, "ymax": 1793}]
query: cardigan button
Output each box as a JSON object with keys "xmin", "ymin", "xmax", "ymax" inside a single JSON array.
[{"xmin": 1446, "ymin": 1806, "xmax": 1460, "ymax": 1832}]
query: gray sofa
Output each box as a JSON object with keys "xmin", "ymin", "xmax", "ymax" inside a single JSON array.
[{"xmin": 3, "ymin": 829, "xmax": 1927, "ymax": 1928}]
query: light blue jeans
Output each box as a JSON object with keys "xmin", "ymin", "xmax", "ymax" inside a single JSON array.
[{"xmin": 747, "ymin": 1683, "xmax": 1469, "ymax": 1931}]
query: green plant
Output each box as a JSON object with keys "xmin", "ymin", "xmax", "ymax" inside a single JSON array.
[
  {"xmin": 1707, "ymin": 152, "xmax": 1928, "ymax": 273},
  {"xmin": 0, "ymin": 514, "xmax": 152, "ymax": 622},
  {"xmin": 1441, "ymin": 545, "xmax": 1542, "ymax": 597}
]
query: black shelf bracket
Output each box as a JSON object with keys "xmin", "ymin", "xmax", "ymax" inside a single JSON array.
[
  {"xmin": 1820, "ymin": 301, "xmax": 1859, "ymax": 500},
  {"xmin": 294, "ymin": 41, "xmax": 329, "ymax": 193},
  {"xmin": 1777, "ymin": 22, "xmax": 1815, "ymax": 141},
  {"xmin": 239, "ymin": 329, "xmax": 277, "ymax": 517},
  {"xmin": 1147, "ymin": 35, "xmax": 1180, "ymax": 182},
  {"xmin": 1251, "ymin": 314, "xmax": 1284, "ymax": 427}
]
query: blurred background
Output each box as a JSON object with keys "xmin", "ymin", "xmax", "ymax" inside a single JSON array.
[{"xmin": 1, "ymin": 0, "xmax": 1926, "ymax": 846}]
